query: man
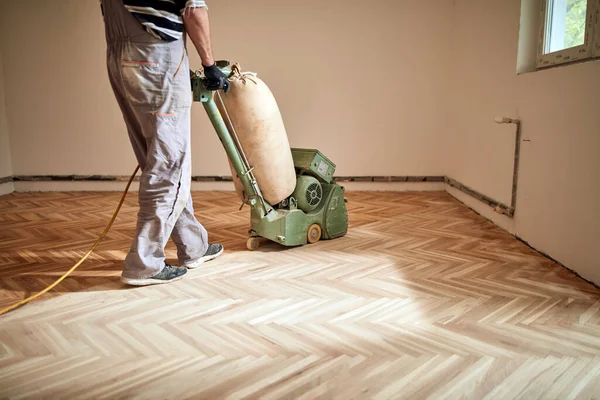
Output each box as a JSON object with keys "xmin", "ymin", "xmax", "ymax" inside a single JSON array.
[{"xmin": 100, "ymin": 0, "xmax": 229, "ymax": 286}]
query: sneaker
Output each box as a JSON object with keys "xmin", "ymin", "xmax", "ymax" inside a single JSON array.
[
  {"xmin": 121, "ymin": 263, "xmax": 187, "ymax": 286},
  {"xmin": 185, "ymin": 244, "xmax": 224, "ymax": 269}
]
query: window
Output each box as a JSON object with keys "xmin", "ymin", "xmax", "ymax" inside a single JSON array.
[{"xmin": 537, "ymin": 0, "xmax": 600, "ymax": 68}]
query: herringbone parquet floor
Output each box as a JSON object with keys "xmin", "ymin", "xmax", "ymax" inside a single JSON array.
[{"xmin": 0, "ymin": 191, "xmax": 599, "ymax": 399}]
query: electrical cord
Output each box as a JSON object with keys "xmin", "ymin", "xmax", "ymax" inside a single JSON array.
[{"xmin": 0, "ymin": 165, "xmax": 140, "ymax": 316}]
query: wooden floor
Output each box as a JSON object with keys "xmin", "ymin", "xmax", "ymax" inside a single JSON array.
[{"xmin": 0, "ymin": 191, "xmax": 599, "ymax": 399}]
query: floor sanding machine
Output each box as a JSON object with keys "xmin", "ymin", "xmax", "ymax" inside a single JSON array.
[{"xmin": 191, "ymin": 61, "xmax": 348, "ymax": 250}]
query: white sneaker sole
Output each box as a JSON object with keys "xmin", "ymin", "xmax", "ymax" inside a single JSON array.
[
  {"xmin": 121, "ymin": 274, "xmax": 185, "ymax": 286},
  {"xmin": 185, "ymin": 246, "xmax": 224, "ymax": 269}
]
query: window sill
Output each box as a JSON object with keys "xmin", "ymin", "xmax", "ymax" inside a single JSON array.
[{"xmin": 517, "ymin": 55, "xmax": 600, "ymax": 75}]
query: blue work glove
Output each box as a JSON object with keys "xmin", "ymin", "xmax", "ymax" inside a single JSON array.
[{"xmin": 203, "ymin": 63, "xmax": 230, "ymax": 93}]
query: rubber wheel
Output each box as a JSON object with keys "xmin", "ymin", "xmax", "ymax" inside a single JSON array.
[
  {"xmin": 247, "ymin": 237, "xmax": 260, "ymax": 251},
  {"xmin": 307, "ymin": 224, "xmax": 322, "ymax": 244}
]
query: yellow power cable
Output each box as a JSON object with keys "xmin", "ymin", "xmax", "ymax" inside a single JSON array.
[{"xmin": 0, "ymin": 165, "xmax": 140, "ymax": 316}]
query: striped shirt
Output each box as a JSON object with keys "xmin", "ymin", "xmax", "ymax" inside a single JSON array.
[{"xmin": 102, "ymin": 0, "xmax": 208, "ymax": 42}]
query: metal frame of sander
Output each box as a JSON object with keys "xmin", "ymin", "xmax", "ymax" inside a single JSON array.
[{"xmin": 191, "ymin": 61, "xmax": 348, "ymax": 250}]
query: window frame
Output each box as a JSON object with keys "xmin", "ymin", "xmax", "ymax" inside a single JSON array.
[{"xmin": 536, "ymin": 0, "xmax": 600, "ymax": 68}]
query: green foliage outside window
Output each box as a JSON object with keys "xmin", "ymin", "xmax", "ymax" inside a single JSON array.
[{"xmin": 565, "ymin": 0, "xmax": 586, "ymax": 48}]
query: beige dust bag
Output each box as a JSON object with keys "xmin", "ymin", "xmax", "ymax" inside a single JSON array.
[{"xmin": 215, "ymin": 64, "xmax": 296, "ymax": 205}]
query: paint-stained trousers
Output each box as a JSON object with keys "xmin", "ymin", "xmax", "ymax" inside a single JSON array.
[{"xmin": 102, "ymin": 0, "xmax": 208, "ymax": 279}]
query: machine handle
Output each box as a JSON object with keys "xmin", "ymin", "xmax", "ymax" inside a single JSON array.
[{"xmin": 190, "ymin": 60, "xmax": 232, "ymax": 97}]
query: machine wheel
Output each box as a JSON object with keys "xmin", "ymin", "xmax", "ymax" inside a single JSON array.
[
  {"xmin": 307, "ymin": 224, "xmax": 322, "ymax": 244},
  {"xmin": 247, "ymin": 237, "xmax": 260, "ymax": 251}
]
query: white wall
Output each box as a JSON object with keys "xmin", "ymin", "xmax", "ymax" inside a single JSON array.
[
  {"xmin": 446, "ymin": 0, "xmax": 600, "ymax": 284},
  {"xmin": 0, "ymin": 0, "xmax": 452, "ymax": 177},
  {"xmin": 0, "ymin": 45, "xmax": 13, "ymax": 181}
]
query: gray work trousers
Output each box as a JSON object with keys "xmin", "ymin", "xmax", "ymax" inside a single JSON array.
[{"xmin": 102, "ymin": 0, "xmax": 208, "ymax": 279}]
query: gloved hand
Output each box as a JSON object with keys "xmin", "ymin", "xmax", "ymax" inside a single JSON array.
[{"xmin": 202, "ymin": 63, "xmax": 230, "ymax": 93}]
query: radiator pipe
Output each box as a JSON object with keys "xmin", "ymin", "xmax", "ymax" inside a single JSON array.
[{"xmin": 494, "ymin": 117, "xmax": 522, "ymax": 218}]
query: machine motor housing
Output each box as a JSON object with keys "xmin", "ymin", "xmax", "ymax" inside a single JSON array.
[{"xmin": 292, "ymin": 176, "xmax": 323, "ymax": 213}]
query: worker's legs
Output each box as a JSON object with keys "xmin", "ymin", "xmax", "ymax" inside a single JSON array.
[
  {"xmin": 107, "ymin": 68, "xmax": 208, "ymax": 271},
  {"xmin": 114, "ymin": 44, "xmax": 192, "ymax": 279},
  {"xmin": 103, "ymin": 0, "xmax": 208, "ymax": 280}
]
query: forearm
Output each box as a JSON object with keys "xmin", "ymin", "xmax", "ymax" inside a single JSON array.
[{"xmin": 183, "ymin": 6, "xmax": 215, "ymax": 67}]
